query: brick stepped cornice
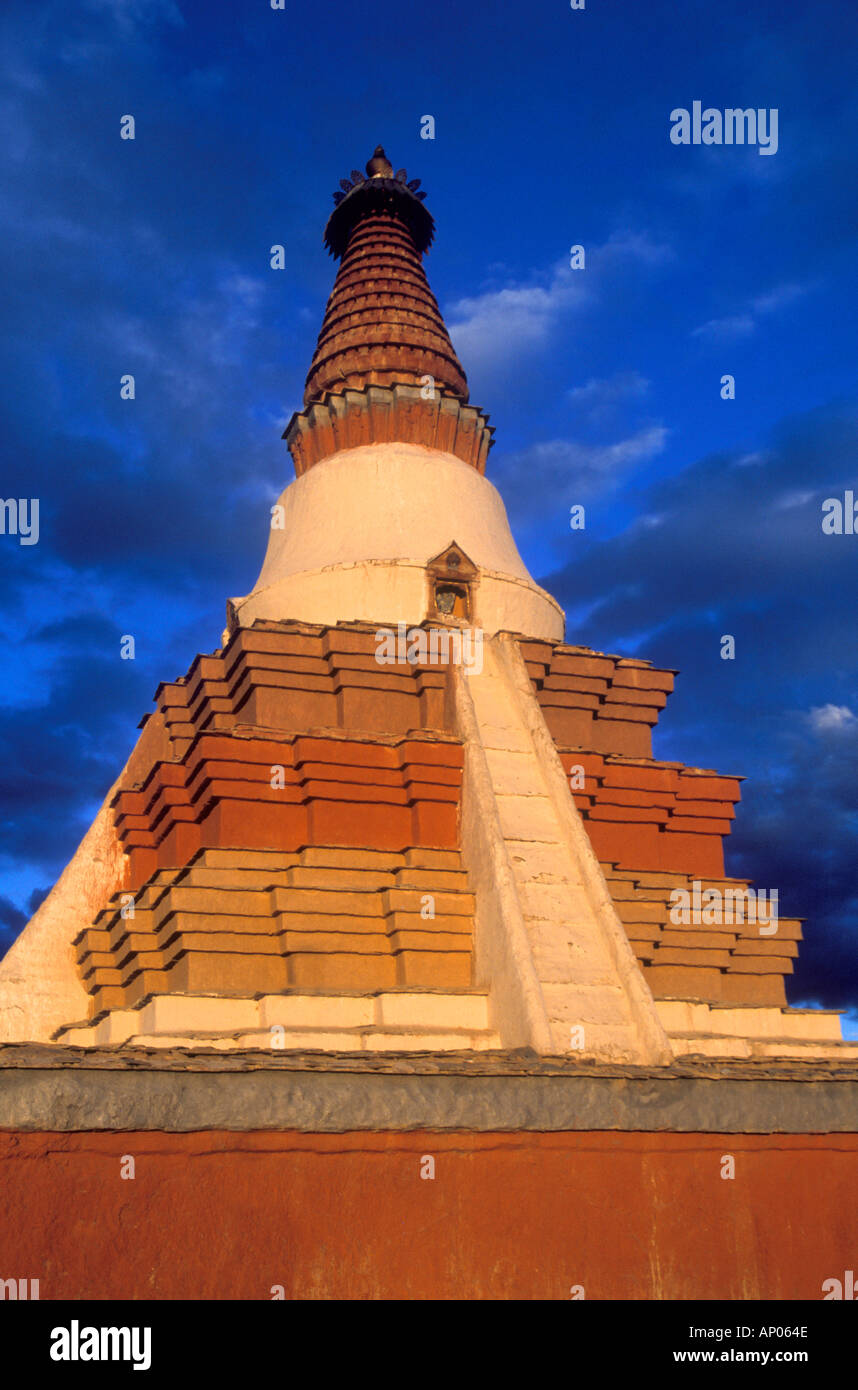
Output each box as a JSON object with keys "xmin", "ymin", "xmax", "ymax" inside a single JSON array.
[
  {"xmin": 603, "ymin": 865, "xmax": 799, "ymax": 1008},
  {"xmin": 285, "ymin": 385, "xmax": 494, "ymax": 476},
  {"xmin": 113, "ymin": 731, "xmax": 465, "ymax": 890},
  {"xmin": 116, "ymin": 620, "xmax": 476, "ymax": 889},
  {"xmin": 520, "ymin": 637, "xmax": 678, "ymax": 758},
  {"xmin": 557, "ymin": 748, "xmax": 742, "ymax": 877},
  {"xmin": 149, "ymin": 619, "xmax": 458, "ymax": 756},
  {"xmin": 73, "ymin": 846, "xmax": 477, "ymax": 1017}
]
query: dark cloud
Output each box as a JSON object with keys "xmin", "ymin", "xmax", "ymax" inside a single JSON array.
[{"xmin": 729, "ymin": 712, "xmax": 858, "ymax": 1010}]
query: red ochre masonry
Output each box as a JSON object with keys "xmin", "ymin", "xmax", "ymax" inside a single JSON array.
[
  {"xmin": 559, "ymin": 750, "xmax": 740, "ymax": 878},
  {"xmin": 115, "ymin": 731, "xmax": 463, "ymax": 891},
  {"xmin": 1, "ymin": 1129, "xmax": 856, "ymax": 1300}
]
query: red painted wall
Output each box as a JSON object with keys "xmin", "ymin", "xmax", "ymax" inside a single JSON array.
[{"xmin": 1, "ymin": 1130, "xmax": 856, "ymax": 1300}]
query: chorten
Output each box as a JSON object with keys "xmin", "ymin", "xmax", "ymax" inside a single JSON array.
[
  {"xmin": 3, "ymin": 146, "xmax": 858, "ymax": 1306},
  {"xmin": 0, "ymin": 146, "xmax": 854, "ymax": 1067}
]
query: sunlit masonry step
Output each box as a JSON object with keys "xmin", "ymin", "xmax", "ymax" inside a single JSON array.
[
  {"xmin": 55, "ymin": 989, "xmax": 501, "ymax": 1051},
  {"xmin": 657, "ymin": 1000, "xmax": 858, "ymax": 1060},
  {"xmin": 462, "ymin": 635, "xmax": 664, "ymax": 1060}
]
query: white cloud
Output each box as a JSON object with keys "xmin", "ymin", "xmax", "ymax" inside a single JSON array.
[
  {"xmin": 567, "ymin": 371, "xmax": 650, "ymax": 420},
  {"xmin": 808, "ymin": 704, "xmax": 857, "ymax": 734},
  {"xmin": 447, "ymin": 265, "xmax": 588, "ymax": 375},
  {"xmin": 447, "ymin": 230, "xmax": 672, "ymax": 377},
  {"xmin": 751, "ymin": 282, "xmax": 807, "ymax": 315},
  {"xmin": 84, "ymin": 0, "xmax": 185, "ymax": 32},
  {"xmin": 733, "ymin": 451, "xmax": 770, "ymax": 468},
  {"xmin": 691, "ymin": 313, "xmax": 755, "ymax": 342},
  {"xmin": 596, "ymin": 230, "xmax": 674, "ymax": 267},
  {"xmin": 495, "ymin": 424, "xmax": 669, "ymax": 512},
  {"xmin": 528, "ymin": 424, "xmax": 668, "ymax": 478},
  {"xmin": 773, "ymin": 488, "xmax": 815, "ymax": 511},
  {"xmin": 692, "ymin": 281, "xmax": 812, "ymax": 342}
]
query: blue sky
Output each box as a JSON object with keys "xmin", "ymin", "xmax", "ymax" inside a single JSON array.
[{"xmin": 1, "ymin": 0, "xmax": 856, "ymax": 1030}]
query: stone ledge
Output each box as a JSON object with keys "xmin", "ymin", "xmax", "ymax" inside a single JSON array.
[{"xmin": 1, "ymin": 1045, "xmax": 857, "ymax": 1133}]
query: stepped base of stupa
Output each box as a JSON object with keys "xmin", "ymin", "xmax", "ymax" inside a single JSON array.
[{"xmin": 3, "ymin": 621, "xmax": 854, "ymax": 1063}]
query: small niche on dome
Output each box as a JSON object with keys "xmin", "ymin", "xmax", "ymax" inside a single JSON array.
[
  {"xmin": 435, "ymin": 583, "xmax": 468, "ymax": 618},
  {"xmin": 427, "ymin": 542, "xmax": 478, "ymax": 623}
]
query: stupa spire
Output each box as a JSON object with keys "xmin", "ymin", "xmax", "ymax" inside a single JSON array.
[{"xmin": 302, "ymin": 145, "xmax": 469, "ymax": 407}]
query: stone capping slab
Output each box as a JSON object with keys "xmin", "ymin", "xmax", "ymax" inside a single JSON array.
[{"xmin": 1, "ymin": 1045, "xmax": 857, "ymax": 1134}]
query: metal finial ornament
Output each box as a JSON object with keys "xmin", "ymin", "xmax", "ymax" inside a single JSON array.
[
  {"xmin": 366, "ymin": 145, "xmax": 394, "ymax": 178},
  {"xmin": 324, "ymin": 147, "xmax": 436, "ymax": 258}
]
